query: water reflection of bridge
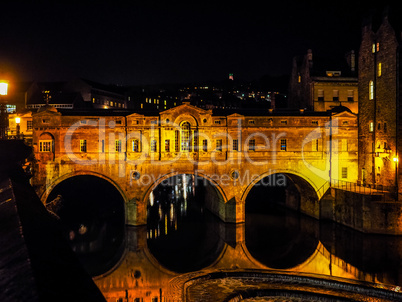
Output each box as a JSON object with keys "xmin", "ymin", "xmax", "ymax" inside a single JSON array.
[{"xmin": 94, "ymin": 224, "xmax": 400, "ymax": 302}]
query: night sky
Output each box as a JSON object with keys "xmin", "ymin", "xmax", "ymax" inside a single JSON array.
[{"xmin": 0, "ymin": 1, "xmax": 393, "ymax": 86}]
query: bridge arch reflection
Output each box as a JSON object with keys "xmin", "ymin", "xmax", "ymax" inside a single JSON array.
[
  {"xmin": 244, "ymin": 172, "xmax": 319, "ymax": 268},
  {"xmin": 45, "ymin": 174, "xmax": 126, "ymax": 277},
  {"xmin": 145, "ymin": 173, "xmax": 226, "ymax": 273}
]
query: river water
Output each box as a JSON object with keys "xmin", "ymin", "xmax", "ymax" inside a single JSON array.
[{"xmin": 47, "ymin": 174, "xmax": 402, "ymax": 300}]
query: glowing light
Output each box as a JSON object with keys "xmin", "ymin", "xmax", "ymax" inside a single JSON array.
[
  {"xmin": 393, "ymin": 157, "xmax": 399, "ymax": 163},
  {"xmin": 0, "ymin": 82, "xmax": 8, "ymax": 95},
  {"xmin": 149, "ymin": 191, "xmax": 154, "ymax": 206},
  {"xmin": 15, "ymin": 117, "xmax": 20, "ymax": 124}
]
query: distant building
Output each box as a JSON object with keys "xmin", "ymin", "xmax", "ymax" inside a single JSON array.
[
  {"xmin": 358, "ymin": 7, "xmax": 402, "ymax": 193},
  {"xmin": 288, "ymin": 49, "xmax": 358, "ymax": 113}
]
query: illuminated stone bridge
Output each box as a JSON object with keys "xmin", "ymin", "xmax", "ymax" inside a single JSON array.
[{"xmin": 31, "ymin": 103, "xmax": 358, "ymax": 225}]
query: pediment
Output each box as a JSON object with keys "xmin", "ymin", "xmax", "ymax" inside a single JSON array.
[{"xmin": 332, "ymin": 111, "xmax": 356, "ymax": 119}]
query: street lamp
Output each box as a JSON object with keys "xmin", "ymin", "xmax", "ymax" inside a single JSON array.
[
  {"xmin": 393, "ymin": 155, "xmax": 399, "ymax": 201},
  {"xmin": 0, "ymin": 80, "xmax": 9, "ymax": 139},
  {"xmin": 15, "ymin": 116, "xmax": 20, "ymax": 139}
]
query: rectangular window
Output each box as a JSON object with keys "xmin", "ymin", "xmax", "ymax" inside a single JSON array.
[
  {"xmin": 115, "ymin": 140, "xmax": 122, "ymax": 152},
  {"xmin": 39, "ymin": 140, "xmax": 52, "ymax": 152},
  {"xmin": 317, "ymin": 89, "xmax": 324, "ymax": 101},
  {"xmin": 151, "ymin": 140, "xmax": 157, "ymax": 152},
  {"xmin": 80, "ymin": 139, "xmax": 87, "ymax": 152},
  {"xmin": 216, "ymin": 139, "xmax": 222, "ymax": 152},
  {"xmin": 369, "ymin": 81, "xmax": 374, "ymax": 100},
  {"xmin": 347, "ymin": 90, "xmax": 354, "ymax": 102},
  {"xmin": 233, "ymin": 139, "xmax": 238, "ymax": 151},
  {"xmin": 384, "ymin": 122, "xmax": 387, "ymax": 132},
  {"xmin": 341, "ymin": 139, "xmax": 348, "ymax": 152},
  {"xmin": 193, "ymin": 130, "xmax": 198, "ymax": 151},
  {"xmin": 202, "ymin": 139, "xmax": 208, "ymax": 152},
  {"xmin": 132, "ymin": 139, "xmax": 140, "ymax": 152},
  {"xmin": 165, "ymin": 139, "xmax": 170, "ymax": 152},
  {"xmin": 369, "ymin": 122, "xmax": 374, "ymax": 132},
  {"xmin": 175, "ymin": 130, "xmax": 180, "ymax": 152},
  {"xmin": 101, "ymin": 140, "xmax": 105, "ymax": 153},
  {"xmin": 27, "ymin": 120, "xmax": 33, "ymax": 130},
  {"xmin": 280, "ymin": 139, "xmax": 287, "ymax": 151},
  {"xmin": 312, "ymin": 139, "xmax": 319, "ymax": 151},
  {"xmin": 377, "ymin": 122, "xmax": 381, "ymax": 130},
  {"xmin": 342, "ymin": 167, "xmax": 348, "ymax": 179},
  {"xmin": 214, "ymin": 120, "xmax": 221, "ymax": 125},
  {"xmin": 333, "ymin": 90, "xmax": 339, "ymax": 102},
  {"xmin": 378, "ymin": 62, "xmax": 382, "ymax": 77},
  {"xmin": 249, "ymin": 139, "xmax": 255, "ymax": 151}
]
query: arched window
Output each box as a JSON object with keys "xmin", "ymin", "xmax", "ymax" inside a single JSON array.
[{"xmin": 181, "ymin": 122, "xmax": 191, "ymax": 151}]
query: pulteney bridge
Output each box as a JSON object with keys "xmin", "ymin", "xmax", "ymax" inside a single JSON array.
[{"xmin": 31, "ymin": 103, "xmax": 358, "ymax": 224}]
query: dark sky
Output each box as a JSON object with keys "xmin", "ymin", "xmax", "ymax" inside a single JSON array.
[{"xmin": 0, "ymin": 1, "xmax": 393, "ymax": 86}]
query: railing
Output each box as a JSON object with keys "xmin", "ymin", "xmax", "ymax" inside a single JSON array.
[{"xmin": 330, "ymin": 179, "xmax": 397, "ymax": 201}]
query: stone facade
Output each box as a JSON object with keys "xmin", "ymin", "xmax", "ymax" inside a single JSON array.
[
  {"xmin": 358, "ymin": 13, "xmax": 401, "ymax": 192},
  {"xmin": 289, "ymin": 49, "xmax": 358, "ymax": 113},
  {"xmin": 31, "ymin": 103, "xmax": 358, "ymax": 225}
]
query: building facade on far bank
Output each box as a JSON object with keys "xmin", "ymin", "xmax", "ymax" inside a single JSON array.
[
  {"xmin": 288, "ymin": 49, "xmax": 358, "ymax": 114},
  {"xmin": 358, "ymin": 9, "xmax": 402, "ymax": 194}
]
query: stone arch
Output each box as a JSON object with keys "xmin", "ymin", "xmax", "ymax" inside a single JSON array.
[
  {"xmin": 140, "ymin": 170, "xmax": 227, "ymax": 206},
  {"xmin": 241, "ymin": 169, "xmax": 320, "ymax": 219},
  {"xmin": 241, "ymin": 169, "xmax": 320, "ymax": 203},
  {"xmin": 173, "ymin": 114, "xmax": 199, "ymax": 127},
  {"xmin": 40, "ymin": 170, "xmax": 128, "ymax": 205}
]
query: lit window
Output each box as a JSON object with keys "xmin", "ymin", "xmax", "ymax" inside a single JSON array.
[
  {"xmin": 115, "ymin": 140, "xmax": 122, "ymax": 152},
  {"xmin": 377, "ymin": 42, "xmax": 380, "ymax": 52},
  {"xmin": 372, "ymin": 43, "xmax": 376, "ymax": 53},
  {"xmin": 369, "ymin": 122, "xmax": 374, "ymax": 132},
  {"xmin": 369, "ymin": 81, "xmax": 374, "ymax": 100},
  {"xmin": 280, "ymin": 139, "xmax": 287, "ymax": 151},
  {"xmin": 378, "ymin": 63, "xmax": 382, "ymax": 77},
  {"xmin": 80, "ymin": 139, "xmax": 87, "ymax": 152},
  {"xmin": 132, "ymin": 139, "xmax": 140, "ymax": 152},
  {"xmin": 165, "ymin": 139, "xmax": 170, "ymax": 152},
  {"xmin": 39, "ymin": 140, "xmax": 53, "ymax": 152},
  {"xmin": 298, "ymin": 74, "xmax": 301, "ymax": 83},
  {"xmin": 233, "ymin": 139, "xmax": 238, "ymax": 151},
  {"xmin": 216, "ymin": 139, "xmax": 222, "ymax": 152},
  {"xmin": 175, "ymin": 130, "xmax": 180, "ymax": 152},
  {"xmin": 248, "ymin": 139, "xmax": 255, "ymax": 151},
  {"xmin": 181, "ymin": 122, "xmax": 191, "ymax": 151}
]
